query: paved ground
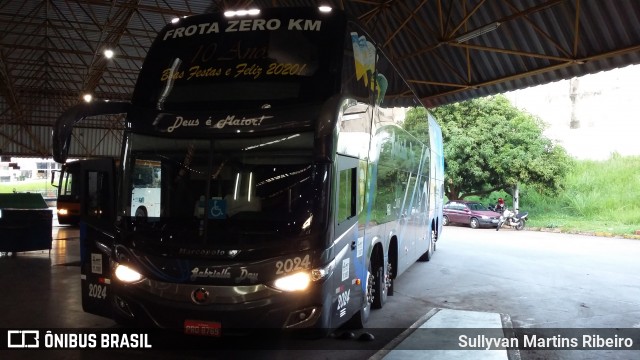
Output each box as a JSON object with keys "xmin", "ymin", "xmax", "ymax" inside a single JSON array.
[{"xmin": 1, "ymin": 223, "xmax": 639, "ymax": 359}]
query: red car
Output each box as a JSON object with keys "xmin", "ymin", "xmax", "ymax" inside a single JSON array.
[{"xmin": 443, "ymin": 200, "xmax": 502, "ymax": 229}]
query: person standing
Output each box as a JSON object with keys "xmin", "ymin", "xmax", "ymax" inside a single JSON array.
[{"xmin": 495, "ymin": 198, "xmax": 505, "ymax": 214}]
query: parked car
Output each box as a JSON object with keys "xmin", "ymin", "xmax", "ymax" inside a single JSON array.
[{"xmin": 443, "ymin": 200, "xmax": 502, "ymax": 229}]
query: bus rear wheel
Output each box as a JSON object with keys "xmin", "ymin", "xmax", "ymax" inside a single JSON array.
[
  {"xmin": 418, "ymin": 228, "xmax": 436, "ymax": 262},
  {"xmin": 386, "ymin": 261, "xmax": 394, "ymax": 296},
  {"xmin": 371, "ymin": 257, "xmax": 387, "ymax": 309}
]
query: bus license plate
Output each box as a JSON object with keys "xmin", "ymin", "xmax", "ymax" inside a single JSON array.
[{"xmin": 184, "ymin": 320, "xmax": 221, "ymax": 337}]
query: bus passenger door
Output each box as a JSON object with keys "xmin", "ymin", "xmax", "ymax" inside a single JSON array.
[
  {"xmin": 333, "ymin": 155, "xmax": 366, "ymax": 324},
  {"xmin": 78, "ymin": 159, "xmax": 117, "ymax": 319}
]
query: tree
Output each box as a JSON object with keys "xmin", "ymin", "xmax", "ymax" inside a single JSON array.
[{"xmin": 404, "ymin": 95, "xmax": 574, "ymax": 200}]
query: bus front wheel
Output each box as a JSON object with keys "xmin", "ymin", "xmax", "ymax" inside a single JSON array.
[{"xmin": 344, "ymin": 271, "xmax": 372, "ymax": 329}]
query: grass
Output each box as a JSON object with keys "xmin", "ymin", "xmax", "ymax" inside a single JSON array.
[
  {"xmin": 499, "ymin": 155, "xmax": 640, "ymax": 238},
  {"xmin": 0, "ymin": 179, "xmax": 58, "ymax": 196},
  {"xmin": 528, "ymin": 215, "xmax": 638, "ymax": 237}
]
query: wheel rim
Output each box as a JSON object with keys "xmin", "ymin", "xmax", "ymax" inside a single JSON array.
[
  {"xmin": 386, "ymin": 262, "xmax": 393, "ymax": 290},
  {"xmin": 443, "ymin": 216, "xmax": 449, "ymax": 226},
  {"xmin": 378, "ymin": 266, "xmax": 386, "ymax": 298},
  {"xmin": 372, "ymin": 263, "xmax": 387, "ymax": 309},
  {"xmin": 363, "ymin": 268, "xmax": 373, "ymax": 321},
  {"xmin": 431, "ymin": 229, "xmax": 437, "ymax": 252},
  {"xmin": 470, "ymin": 218, "xmax": 479, "ymax": 228},
  {"xmin": 366, "ymin": 269, "xmax": 374, "ymax": 305}
]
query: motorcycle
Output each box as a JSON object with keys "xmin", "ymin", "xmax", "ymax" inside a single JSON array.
[{"xmin": 496, "ymin": 208, "xmax": 528, "ymax": 231}]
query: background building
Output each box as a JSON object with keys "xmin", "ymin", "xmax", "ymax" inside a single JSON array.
[
  {"xmin": 505, "ymin": 64, "xmax": 640, "ymax": 160},
  {"xmin": 0, "ymin": 157, "xmax": 61, "ymax": 183}
]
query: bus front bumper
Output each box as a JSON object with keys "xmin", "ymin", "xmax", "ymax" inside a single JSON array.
[{"xmin": 111, "ymin": 279, "xmax": 328, "ymax": 334}]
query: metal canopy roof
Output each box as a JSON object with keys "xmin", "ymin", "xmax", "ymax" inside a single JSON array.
[{"xmin": 1, "ymin": 0, "xmax": 640, "ymax": 157}]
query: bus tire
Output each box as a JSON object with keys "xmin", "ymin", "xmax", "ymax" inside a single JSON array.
[
  {"xmin": 371, "ymin": 256, "xmax": 387, "ymax": 309},
  {"xmin": 418, "ymin": 241, "xmax": 432, "ymax": 262},
  {"xmin": 344, "ymin": 296, "xmax": 370, "ymax": 329},
  {"xmin": 387, "ymin": 244, "xmax": 396, "ymax": 296},
  {"xmin": 418, "ymin": 228, "xmax": 437, "ymax": 262}
]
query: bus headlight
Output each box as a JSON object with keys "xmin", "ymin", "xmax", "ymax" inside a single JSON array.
[
  {"xmin": 310, "ymin": 260, "xmax": 335, "ymax": 281},
  {"xmin": 273, "ymin": 272, "xmax": 310, "ymax": 292},
  {"xmin": 58, "ymin": 208, "xmax": 68, "ymax": 215},
  {"xmin": 114, "ymin": 263, "xmax": 144, "ymax": 283}
]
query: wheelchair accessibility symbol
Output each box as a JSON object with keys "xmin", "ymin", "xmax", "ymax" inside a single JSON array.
[{"xmin": 208, "ymin": 199, "xmax": 226, "ymax": 219}]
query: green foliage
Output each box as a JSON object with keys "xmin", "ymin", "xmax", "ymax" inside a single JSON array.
[
  {"xmin": 487, "ymin": 155, "xmax": 640, "ymax": 236},
  {"xmin": 403, "ymin": 107, "xmax": 430, "ymax": 138},
  {"xmin": 558, "ymin": 156, "xmax": 640, "ymax": 221},
  {"xmin": 408, "ymin": 95, "xmax": 574, "ymax": 200}
]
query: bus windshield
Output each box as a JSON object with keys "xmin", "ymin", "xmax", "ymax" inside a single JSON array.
[
  {"xmin": 132, "ymin": 9, "xmax": 344, "ymax": 111},
  {"xmin": 121, "ymin": 132, "xmax": 327, "ymax": 247}
]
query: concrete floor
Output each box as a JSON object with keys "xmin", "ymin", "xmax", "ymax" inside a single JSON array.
[
  {"xmin": 7, "ymin": 222, "xmax": 638, "ymax": 359},
  {"xmin": 0, "ymin": 225, "xmax": 116, "ymax": 329},
  {"xmin": 0, "ymin": 224, "xmax": 514, "ymax": 360}
]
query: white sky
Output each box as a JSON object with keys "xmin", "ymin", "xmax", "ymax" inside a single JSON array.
[{"xmin": 504, "ymin": 64, "xmax": 640, "ymax": 160}]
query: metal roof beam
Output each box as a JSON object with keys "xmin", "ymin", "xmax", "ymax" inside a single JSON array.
[
  {"xmin": 5, "ymin": 43, "xmax": 146, "ymax": 61},
  {"xmin": 71, "ymin": 0, "xmax": 193, "ymax": 17},
  {"xmin": 382, "ymin": 0, "xmax": 429, "ymax": 48},
  {"xmin": 419, "ymin": 43, "xmax": 640, "ymax": 106},
  {"xmin": 448, "ymin": 43, "xmax": 577, "ymax": 63},
  {"xmin": 83, "ymin": 0, "xmax": 141, "ymax": 94}
]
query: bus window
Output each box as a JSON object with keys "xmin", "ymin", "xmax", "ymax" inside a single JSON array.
[
  {"xmin": 337, "ymin": 167, "xmax": 357, "ymax": 224},
  {"xmin": 130, "ymin": 159, "xmax": 162, "ymax": 218},
  {"xmin": 336, "ymin": 155, "xmax": 359, "ymax": 236},
  {"xmin": 62, "ymin": 172, "xmax": 73, "ymax": 195}
]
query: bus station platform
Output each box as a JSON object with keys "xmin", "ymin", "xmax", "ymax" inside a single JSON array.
[{"xmin": 374, "ymin": 308, "xmax": 518, "ymax": 360}]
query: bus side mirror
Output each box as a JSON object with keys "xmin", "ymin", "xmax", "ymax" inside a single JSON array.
[
  {"xmin": 51, "ymin": 170, "xmax": 59, "ymax": 187},
  {"xmin": 53, "ymin": 101, "xmax": 131, "ymax": 163}
]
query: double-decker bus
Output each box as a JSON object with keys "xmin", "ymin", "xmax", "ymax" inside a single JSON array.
[{"xmin": 52, "ymin": 6, "xmax": 444, "ymax": 336}]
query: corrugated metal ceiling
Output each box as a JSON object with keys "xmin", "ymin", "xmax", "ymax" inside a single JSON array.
[{"xmin": 1, "ymin": 0, "xmax": 640, "ymax": 157}]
